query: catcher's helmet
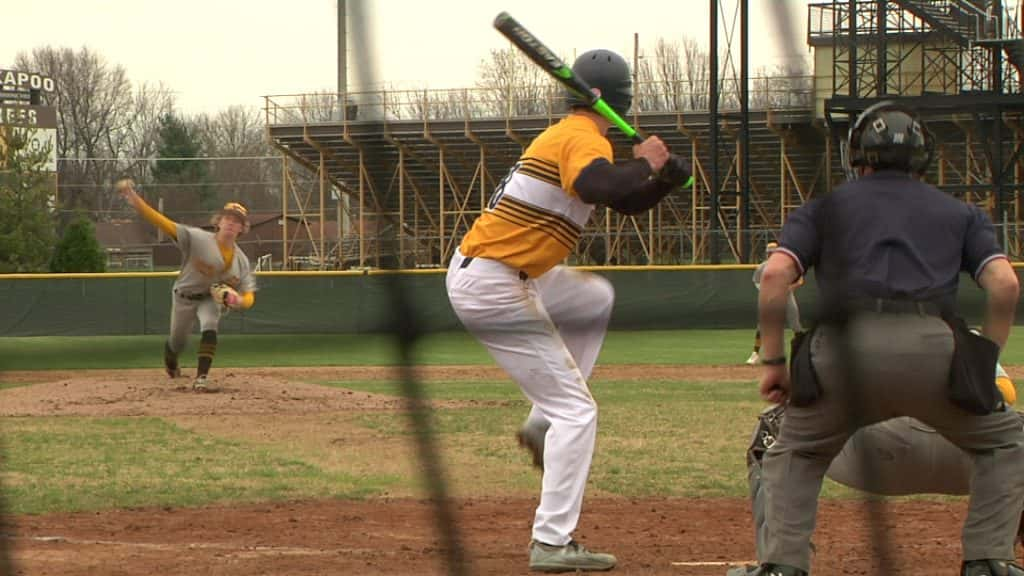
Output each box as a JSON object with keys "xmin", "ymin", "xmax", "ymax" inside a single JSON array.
[
  {"xmin": 843, "ymin": 100, "xmax": 933, "ymax": 180},
  {"xmin": 566, "ymin": 49, "xmax": 633, "ymax": 117}
]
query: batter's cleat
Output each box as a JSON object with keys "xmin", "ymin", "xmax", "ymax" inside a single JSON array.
[
  {"xmin": 192, "ymin": 375, "xmax": 209, "ymax": 392},
  {"xmin": 516, "ymin": 422, "xmax": 547, "ymax": 471},
  {"xmin": 962, "ymin": 559, "xmax": 1024, "ymax": 576},
  {"xmin": 746, "ymin": 351, "xmax": 761, "ymax": 365},
  {"xmin": 726, "ymin": 564, "xmax": 757, "ymax": 576},
  {"xmin": 529, "ymin": 540, "xmax": 616, "ymax": 573}
]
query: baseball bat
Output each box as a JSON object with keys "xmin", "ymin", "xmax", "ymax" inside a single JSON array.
[
  {"xmin": 493, "ymin": 11, "xmax": 644, "ymax": 144},
  {"xmin": 494, "ymin": 12, "xmax": 694, "ymax": 190}
]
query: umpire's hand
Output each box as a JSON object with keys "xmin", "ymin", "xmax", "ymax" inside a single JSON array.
[{"xmin": 760, "ymin": 365, "xmax": 789, "ymax": 404}]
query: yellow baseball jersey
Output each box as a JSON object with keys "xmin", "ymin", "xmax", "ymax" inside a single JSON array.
[{"xmin": 459, "ymin": 114, "xmax": 611, "ymax": 278}]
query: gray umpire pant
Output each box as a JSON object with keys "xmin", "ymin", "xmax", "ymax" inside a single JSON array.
[
  {"xmin": 748, "ymin": 414, "xmax": 1022, "ymax": 560},
  {"xmin": 168, "ymin": 292, "xmax": 222, "ymax": 354},
  {"xmin": 761, "ymin": 312, "xmax": 1024, "ymax": 571}
]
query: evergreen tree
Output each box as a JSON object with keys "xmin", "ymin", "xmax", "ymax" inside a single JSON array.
[
  {"xmin": 0, "ymin": 126, "xmax": 57, "ymax": 273},
  {"xmin": 152, "ymin": 113, "xmax": 213, "ymax": 211},
  {"xmin": 50, "ymin": 215, "xmax": 106, "ymax": 272}
]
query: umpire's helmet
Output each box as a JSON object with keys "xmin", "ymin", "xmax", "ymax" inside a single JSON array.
[
  {"xmin": 567, "ymin": 49, "xmax": 633, "ymax": 117},
  {"xmin": 844, "ymin": 100, "xmax": 933, "ymax": 180}
]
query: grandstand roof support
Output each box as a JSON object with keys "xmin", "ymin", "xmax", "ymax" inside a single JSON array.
[{"xmin": 268, "ymin": 97, "xmax": 831, "ymax": 266}]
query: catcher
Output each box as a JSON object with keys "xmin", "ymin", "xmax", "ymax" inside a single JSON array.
[
  {"xmin": 729, "ymin": 361, "xmax": 1018, "ymax": 576},
  {"xmin": 118, "ymin": 179, "xmax": 256, "ymax": 390},
  {"xmin": 747, "ymin": 242, "xmax": 804, "ymax": 365}
]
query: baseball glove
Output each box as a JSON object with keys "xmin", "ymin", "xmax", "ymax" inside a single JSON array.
[
  {"xmin": 210, "ymin": 282, "xmax": 240, "ymax": 308},
  {"xmin": 748, "ymin": 404, "xmax": 785, "ymax": 468}
]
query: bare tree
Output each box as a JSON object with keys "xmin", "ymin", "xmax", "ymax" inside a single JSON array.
[
  {"xmin": 406, "ymin": 89, "xmax": 479, "ymax": 121},
  {"xmin": 190, "ymin": 106, "xmax": 279, "ymax": 211},
  {"xmin": 14, "ymin": 46, "xmax": 174, "ymax": 221},
  {"xmin": 681, "ymin": 37, "xmax": 709, "ymax": 110},
  {"xmin": 111, "ymin": 82, "xmax": 176, "ymax": 211},
  {"xmin": 635, "ymin": 55, "xmax": 660, "ymax": 112},
  {"xmin": 475, "ymin": 47, "xmax": 561, "ymax": 117},
  {"xmin": 636, "ymin": 37, "xmax": 708, "ymax": 112},
  {"xmin": 292, "ymin": 91, "xmax": 344, "ymax": 123},
  {"xmin": 751, "ymin": 65, "xmax": 813, "ymax": 110}
]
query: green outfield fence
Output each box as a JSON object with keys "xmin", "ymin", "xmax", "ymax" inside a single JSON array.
[{"xmin": 0, "ymin": 266, "xmax": 1015, "ymax": 337}]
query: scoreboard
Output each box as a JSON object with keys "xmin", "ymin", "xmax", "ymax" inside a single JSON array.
[{"xmin": 0, "ymin": 69, "xmax": 57, "ymax": 172}]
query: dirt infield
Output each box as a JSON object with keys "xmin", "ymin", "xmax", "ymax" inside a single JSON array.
[{"xmin": 0, "ymin": 365, "xmax": 1005, "ymax": 575}]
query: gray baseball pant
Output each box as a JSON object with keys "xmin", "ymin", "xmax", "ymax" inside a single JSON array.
[{"xmin": 760, "ymin": 312, "xmax": 1024, "ymax": 571}]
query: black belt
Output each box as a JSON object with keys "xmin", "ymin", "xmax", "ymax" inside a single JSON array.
[
  {"xmin": 848, "ymin": 298, "xmax": 945, "ymax": 317},
  {"xmin": 459, "ymin": 256, "xmax": 529, "ymax": 281},
  {"xmin": 174, "ymin": 288, "xmax": 209, "ymax": 301}
]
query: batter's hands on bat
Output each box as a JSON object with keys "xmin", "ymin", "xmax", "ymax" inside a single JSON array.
[
  {"xmin": 633, "ymin": 135, "xmax": 669, "ymax": 173},
  {"xmin": 657, "ymin": 154, "xmax": 692, "ymax": 186},
  {"xmin": 760, "ymin": 365, "xmax": 789, "ymax": 404}
]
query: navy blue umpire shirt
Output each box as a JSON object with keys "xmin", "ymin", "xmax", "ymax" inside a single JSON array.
[{"xmin": 777, "ymin": 170, "xmax": 1007, "ymax": 312}]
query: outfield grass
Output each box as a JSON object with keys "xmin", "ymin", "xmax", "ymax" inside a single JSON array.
[
  {"xmin": 2, "ymin": 417, "xmax": 389, "ymax": 514},
  {"xmin": 0, "ymin": 378, "xmax": 780, "ymax": 514},
  {"xmin": 0, "ymin": 327, "xmax": 995, "ymax": 515},
  {"xmin": 5, "ymin": 326, "xmax": 1024, "ymax": 371},
  {"xmin": 0, "ymin": 376, "xmax": 864, "ymax": 515},
  {"xmin": 0, "ymin": 329, "xmax": 765, "ymax": 370}
]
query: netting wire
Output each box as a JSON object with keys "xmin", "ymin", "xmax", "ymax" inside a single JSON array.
[
  {"xmin": 349, "ymin": 1, "xmax": 469, "ymax": 574},
  {"xmin": 825, "ymin": 166, "xmax": 896, "ymax": 572}
]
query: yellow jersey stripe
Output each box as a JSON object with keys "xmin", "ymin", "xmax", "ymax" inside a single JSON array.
[
  {"xmin": 520, "ymin": 158, "xmax": 560, "ymax": 178},
  {"xmin": 493, "ymin": 206, "xmax": 579, "ymax": 249},
  {"xmin": 491, "ymin": 213, "xmax": 581, "ymax": 251},
  {"xmin": 518, "ymin": 167, "xmax": 561, "ymax": 187},
  {"xmin": 502, "ymin": 196, "xmax": 583, "ymax": 233},
  {"xmin": 458, "ymin": 114, "xmax": 608, "ymax": 278},
  {"xmin": 497, "ymin": 200, "xmax": 582, "ymax": 245},
  {"xmin": 219, "ymin": 244, "xmax": 234, "ymax": 271},
  {"xmin": 521, "ymin": 155, "xmax": 559, "ymax": 169},
  {"xmin": 487, "ymin": 207, "xmax": 577, "ymax": 250}
]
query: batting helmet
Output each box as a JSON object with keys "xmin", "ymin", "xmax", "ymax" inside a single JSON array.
[
  {"xmin": 844, "ymin": 100, "xmax": 933, "ymax": 180},
  {"xmin": 566, "ymin": 49, "xmax": 633, "ymax": 117}
]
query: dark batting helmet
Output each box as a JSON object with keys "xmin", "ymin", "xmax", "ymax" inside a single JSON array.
[
  {"xmin": 566, "ymin": 49, "xmax": 633, "ymax": 117},
  {"xmin": 844, "ymin": 100, "xmax": 933, "ymax": 180}
]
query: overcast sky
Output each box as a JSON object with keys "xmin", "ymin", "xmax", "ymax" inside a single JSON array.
[{"xmin": 1, "ymin": 0, "xmax": 812, "ymax": 115}]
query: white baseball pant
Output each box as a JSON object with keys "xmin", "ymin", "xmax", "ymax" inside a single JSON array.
[{"xmin": 446, "ymin": 248, "xmax": 614, "ymax": 546}]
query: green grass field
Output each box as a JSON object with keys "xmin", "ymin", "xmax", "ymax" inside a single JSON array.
[
  {"xmin": 1, "ymin": 327, "xmax": 1005, "ymax": 515},
  {"xmin": 4, "ymin": 327, "xmax": 1024, "ymax": 370},
  {"xmin": 0, "ymin": 329, "xmax": 763, "ymax": 370}
]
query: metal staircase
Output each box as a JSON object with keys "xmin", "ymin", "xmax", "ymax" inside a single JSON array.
[
  {"xmin": 892, "ymin": 0, "xmax": 1023, "ymax": 87},
  {"xmin": 891, "ymin": 0, "xmax": 991, "ymax": 46}
]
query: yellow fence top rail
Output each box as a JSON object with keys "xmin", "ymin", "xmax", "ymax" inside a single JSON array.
[{"xmin": 2, "ymin": 262, "xmax": 1023, "ymax": 279}]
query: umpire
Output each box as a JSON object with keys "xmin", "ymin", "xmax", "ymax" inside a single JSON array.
[{"xmin": 751, "ymin": 101, "xmax": 1024, "ymax": 576}]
